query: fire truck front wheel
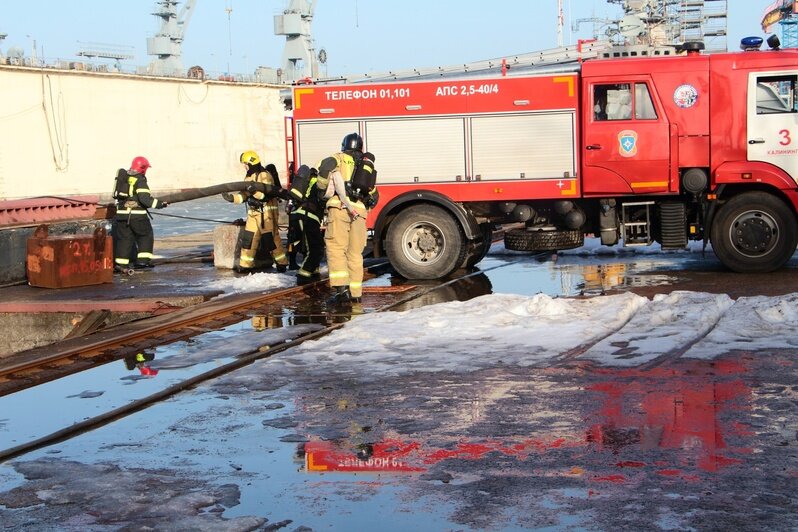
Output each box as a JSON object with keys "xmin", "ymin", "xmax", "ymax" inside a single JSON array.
[
  {"xmin": 385, "ymin": 205, "xmax": 467, "ymax": 279},
  {"xmin": 711, "ymin": 191, "xmax": 798, "ymax": 273}
]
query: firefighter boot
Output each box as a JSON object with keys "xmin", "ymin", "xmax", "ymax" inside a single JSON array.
[{"xmin": 327, "ymin": 286, "xmax": 352, "ymax": 307}]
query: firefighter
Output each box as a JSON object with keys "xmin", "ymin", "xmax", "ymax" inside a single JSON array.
[
  {"xmin": 222, "ymin": 150, "xmax": 289, "ymax": 273},
  {"xmin": 288, "ymin": 164, "xmax": 326, "ymax": 285},
  {"xmin": 316, "ymin": 133, "xmax": 377, "ymax": 304},
  {"xmin": 112, "ymin": 156, "xmax": 167, "ymax": 271},
  {"xmin": 285, "ymin": 164, "xmax": 303, "ymax": 270}
]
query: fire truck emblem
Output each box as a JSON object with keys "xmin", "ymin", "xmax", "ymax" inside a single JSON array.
[
  {"xmin": 673, "ymin": 84, "xmax": 699, "ymax": 109},
  {"xmin": 618, "ymin": 130, "xmax": 638, "ymax": 157}
]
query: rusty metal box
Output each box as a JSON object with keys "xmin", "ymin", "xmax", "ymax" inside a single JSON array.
[{"xmin": 26, "ymin": 225, "xmax": 114, "ymax": 288}]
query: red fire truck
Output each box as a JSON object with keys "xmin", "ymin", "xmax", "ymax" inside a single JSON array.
[{"xmin": 289, "ymin": 39, "xmax": 798, "ymax": 280}]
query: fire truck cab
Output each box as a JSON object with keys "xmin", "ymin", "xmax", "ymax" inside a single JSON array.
[{"xmin": 290, "ymin": 39, "xmax": 798, "ymax": 280}]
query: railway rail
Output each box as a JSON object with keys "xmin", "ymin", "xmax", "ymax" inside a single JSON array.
[{"xmin": 0, "ymin": 261, "xmax": 511, "ymax": 463}]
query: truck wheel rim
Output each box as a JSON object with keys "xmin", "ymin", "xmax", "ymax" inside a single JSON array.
[
  {"xmin": 729, "ymin": 210, "xmax": 779, "ymax": 258},
  {"xmin": 401, "ymin": 221, "xmax": 445, "ymax": 265}
]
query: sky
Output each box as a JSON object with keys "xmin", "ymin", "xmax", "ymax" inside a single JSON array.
[{"xmin": 0, "ymin": 1, "xmax": 777, "ymax": 78}]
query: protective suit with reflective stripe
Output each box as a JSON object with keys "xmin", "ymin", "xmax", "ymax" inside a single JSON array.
[
  {"xmin": 113, "ymin": 169, "xmax": 166, "ymax": 269},
  {"xmin": 223, "ymin": 162, "xmax": 288, "ymax": 271},
  {"xmin": 319, "ymin": 149, "xmax": 368, "ymax": 301},
  {"xmin": 287, "ymin": 165, "xmax": 326, "ymax": 284}
]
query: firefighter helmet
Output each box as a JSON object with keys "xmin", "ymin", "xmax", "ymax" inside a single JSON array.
[
  {"xmin": 130, "ymin": 156, "xmax": 151, "ymax": 175},
  {"xmin": 240, "ymin": 150, "xmax": 260, "ymax": 166},
  {"xmin": 341, "ymin": 133, "xmax": 363, "ymax": 152}
]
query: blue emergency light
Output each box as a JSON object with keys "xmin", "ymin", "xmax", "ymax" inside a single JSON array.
[{"xmin": 740, "ymin": 36, "xmax": 764, "ymax": 51}]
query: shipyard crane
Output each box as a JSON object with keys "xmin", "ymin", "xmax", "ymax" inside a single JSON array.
[
  {"xmin": 274, "ymin": 0, "xmax": 318, "ymax": 82},
  {"xmin": 147, "ymin": 0, "xmax": 197, "ymax": 76},
  {"xmin": 762, "ymin": 0, "xmax": 798, "ymax": 48}
]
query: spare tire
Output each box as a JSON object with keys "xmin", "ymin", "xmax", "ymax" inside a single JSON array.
[{"xmin": 504, "ymin": 227, "xmax": 584, "ymax": 252}]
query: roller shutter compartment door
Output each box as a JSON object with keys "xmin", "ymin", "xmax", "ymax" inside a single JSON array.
[
  {"xmin": 297, "ymin": 121, "xmax": 359, "ymax": 168},
  {"xmin": 365, "ymin": 118, "xmax": 466, "ymax": 185},
  {"xmin": 471, "ymin": 112, "xmax": 576, "ymax": 181}
]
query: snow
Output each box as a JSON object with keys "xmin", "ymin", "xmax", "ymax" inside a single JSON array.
[
  {"xmin": 580, "ymin": 291, "xmax": 734, "ymax": 366},
  {"xmin": 272, "ymin": 289, "xmax": 798, "ymax": 376},
  {"xmin": 686, "ymin": 293, "xmax": 798, "ymax": 358},
  {"xmin": 205, "ymin": 271, "xmax": 295, "ymax": 296}
]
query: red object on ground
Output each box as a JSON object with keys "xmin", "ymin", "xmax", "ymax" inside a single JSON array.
[{"xmin": 26, "ymin": 225, "xmax": 113, "ymax": 288}]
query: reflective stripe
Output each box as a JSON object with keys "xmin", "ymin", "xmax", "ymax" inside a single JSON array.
[
  {"xmin": 240, "ymin": 256, "xmax": 255, "ymax": 265},
  {"xmin": 115, "ymin": 257, "xmax": 130, "ymax": 265},
  {"xmin": 116, "ymin": 209, "xmax": 148, "ymax": 215},
  {"xmin": 297, "ymin": 269, "xmax": 313, "ymax": 277},
  {"xmin": 273, "ymin": 253, "xmax": 286, "ymax": 262},
  {"xmin": 137, "ymin": 188, "xmax": 151, "ymax": 193},
  {"xmin": 329, "ymin": 270, "xmax": 349, "ymax": 279},
  {"xmin": 305, "ymin": 211, "xmax": 321, "ymax": 223},
  {"xmin": 349, "ymin": 281, "xmax": 362, "ymax": 289},
  {"xmin": 290, "ymin": 189, "xmax": 303, "ymax": 199},
  {"xmin": 135, "ymin": 353, "xmax": 146, "ymax": 363},
  {"xmin": 137, "ymin": 252, "xmax": 154, "ymax": 259}
]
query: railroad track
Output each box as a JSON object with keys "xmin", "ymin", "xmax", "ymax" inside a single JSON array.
[
  {"xmin": 0, "ymin": 262, "xmax": 399, "ymax": 396},
  {"xmin": 0, "ymin": 231, "xmax": 511, "ymax": 395},
  {"xmin": 0, "ymin": 261, "xmax": 512, "ymax": 463}
]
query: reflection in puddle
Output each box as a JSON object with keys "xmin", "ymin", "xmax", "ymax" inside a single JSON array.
[{"xmin": 294, "ymin": 359, "xmax": 752, "ymax": 482}]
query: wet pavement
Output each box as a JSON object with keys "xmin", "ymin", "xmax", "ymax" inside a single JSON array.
[{"xmin": 1, "ymin": 205, "xmax": 798, "ymax": 529}]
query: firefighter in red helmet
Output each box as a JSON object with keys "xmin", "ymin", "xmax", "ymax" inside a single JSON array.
[{"xmin": 112, "ymin": 156, "xmax": 168, "ymax": 271}]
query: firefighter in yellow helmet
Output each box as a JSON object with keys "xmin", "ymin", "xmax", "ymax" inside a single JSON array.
[
  {"xmin": 316, "ymin": 133, "xmax": 377, "ymax": 305},
  {"xmin": 222, "ymin": 150, "xmax": 289, "ymax": 273}
]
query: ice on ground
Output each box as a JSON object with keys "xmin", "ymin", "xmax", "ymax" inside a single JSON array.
[
  {"xmin": 153, "ymin": 324, "xmax": 325, "ymax": 369},
  {"xmin": 206, "ymin": 271, "xmax": 295, "ymax": 296},
  {"xmin": 278, "ymin": 292, "xmax": 647, "ymax": 376},
  {"xmin": 685, "ymin": 293, "xmax": 798, "ymax": 358},
  {"xmin": 579, "ymin": 291, "xmax": 734, "ymax": 366},
  {"xmin": 0, "ymin": 459, "xmax": 267, "ymax": 531}
]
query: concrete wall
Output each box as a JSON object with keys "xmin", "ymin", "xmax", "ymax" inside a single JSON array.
[{"xmin": 0, "ymin": 65, "xmax": 289, "ymax": 201}]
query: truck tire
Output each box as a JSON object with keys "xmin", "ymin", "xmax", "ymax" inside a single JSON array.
[
  {"xmin": 385, "ymin": 205, "xmax": 466, "ymax": 279},
  {"xmin": 460, "ymin": 223, "xmax": 494, "ymax": 269},
  {"xmin": 504, "ymin": 227, "xmax": 584, "ymax": 252},
  {"xmin": 711, "ymin": 191, "xmax": 797, "ymax": 273}
]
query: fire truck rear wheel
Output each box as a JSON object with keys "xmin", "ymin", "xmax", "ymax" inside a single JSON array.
[
  {"xmin": 711, "ymin": 191, "xmax": 798, "ymax": 273},
  {"xmin": 504, "ymin": 228, "xmax": 584, "ymax": 252},
  {"xmin": 385, "ymin": 205, "xmax": 467, "ymax": 280},
  {"xmin": 460, "ymin": 223, "xmax": 494, "ymax": 270}
]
